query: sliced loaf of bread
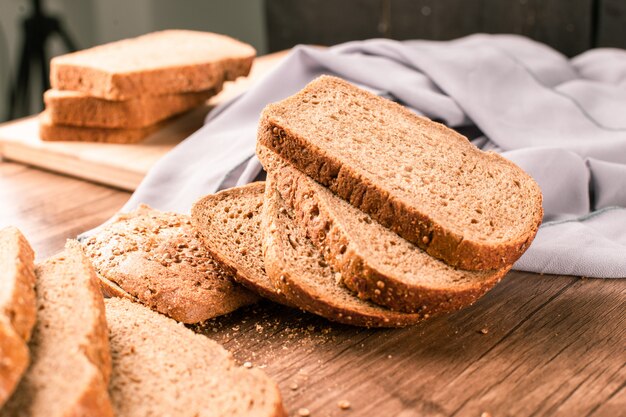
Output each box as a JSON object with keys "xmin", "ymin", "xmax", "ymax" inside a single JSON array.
[
  {"xmin": 262, "ymin": 179, "xmax": 423, "ymax": 327},
  {"xmin": 259, "ymin": 146, "xmax": 510, "ymax": 313},
  {"xmin": 105, "ymin": 297, "xmax": 285, "ymax": 417},
  {"xmin": 83, "ymin": 205, "xmax": 258, "ymax": 323},
  {"xmin": 191, "ymin": 183, "xmax": 293, "ymax": 306},
  {"xmin": 1, "ymin": 240, "xmax": 113, "ymax": 417},
  {"xmin": 257, "ymin": 75, "xmax": 543, "ymax": 271},
  {"xmin": 51, "ymin": 30, "xmax": 255, "ymax": 100},
  {"xmin": 0, "ymin": 227, "xmax": 36, "ymax": 407},
  {"xmin": 44, "ymin": 87, "xmax": 217, "ymax": 129}
]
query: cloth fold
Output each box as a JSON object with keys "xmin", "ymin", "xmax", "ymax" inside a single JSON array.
[{"xmin": 121, "ymin": 34, "xmax": 626, "ymax": 278}]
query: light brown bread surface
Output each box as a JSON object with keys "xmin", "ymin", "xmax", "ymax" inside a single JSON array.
[
  {"xmin": 105, "ymin": 297, "xmax": 286, "ymax": 417},
  {"xmin": 51, "ymin": 30, "xmax": 255, "ymax": 100},
  {"xmin": 191, "ymin": 183, "xmax": 292, "ymax": 306},
  {"xmin": 1, "ymin": 240, "xmax": 113, "ymax": 417},
  {"xmin": 258, "ymin": 75, "xmax": 543, "ymax": 271},
  {"xmin": 39, "ymin": 111, "xmax": 160, "ymax": 143},
  {"xmin": 0, "ymin": 227, "xmax": 36, "ymax": 407},
  {"xmin": 259, "ymin": 146, "xmax": 510, "ymax": 313},
  {"xmin": 44, "ymin": 88, "xmax": 217, "ymax": 128},
  {"xmin": 83, "ymin": 205, "xmax": 258, "ymax": 324},
  {"xmin": 262, "ymin": 179, "xmax": 423, "ymax": 328}
]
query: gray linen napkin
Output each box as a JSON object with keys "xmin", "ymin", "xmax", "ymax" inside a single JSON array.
[{"xmin": 116, "ymin": 34, "xmax": 626, "ymax": 278}]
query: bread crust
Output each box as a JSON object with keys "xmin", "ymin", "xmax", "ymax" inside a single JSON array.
[
  {"xmin": 0, "ymin": 227, "xmax": 36, "ymax": 407},
  {"xmin": 261, "ymin": 180, "xmax": 424, "ymax": 328},
  {"xmin": 259, "ymin": 147, "xmax": 510, "ymax": 314},
  {"xmin": 257, "ymin": 75, "xmax": 543, "ymax": 271}
]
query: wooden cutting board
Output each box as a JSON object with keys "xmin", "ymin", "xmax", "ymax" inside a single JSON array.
[{"xmin": 0, "ymin": 51, "xmax": 287, "ymax": 191}]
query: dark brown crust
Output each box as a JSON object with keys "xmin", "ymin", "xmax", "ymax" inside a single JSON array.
[
  {"xmin": 259, "ymin": 147, "xmax": 510, "ymax": 314},
  {"xmin": 257, "ymin": 76, "xmax": 543, "ymax": 271},
  {"xmin": 191, "ymin": 183, "xmax": 294, "ymax": 307},
  {"xmin": 261, "ymin": 179, "xmax": 424, "ymax": 328}
]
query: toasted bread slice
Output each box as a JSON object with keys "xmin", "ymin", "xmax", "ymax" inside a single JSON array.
[
  {"xmin": 262, "ymin": 179, "xmax": 424, "ymax": 328},
  {"xmin": 83, "ymin": 205, "xmax": 258, "ymax": 323},
  {"xmin": 2, "ymin": 240, "xmax": 113, "ymax": 417},
  {"xmin": 191, "ymin": 183, "xmax": 293, "ymax": 306},
  {"xmin": 0, "ymin": 227, "xmax": 36, "ymax": 407},
  {"xmin": 51, "ymin": 30, "xmax": 255, "ymax": 100},
  {"xmin": 259, "ymin": 146, "xmax": 510, "ymax": 313},
  {"xmin": 44, "ymin": 88, "xmax": 218, "ymax": 129},
  {"xmin": 105, "ymin": 297, "xmax": 286, "ymax": 417},
  {"xmin": 258, "ymin": 75, "xmax": 543, "ymax": 270}
]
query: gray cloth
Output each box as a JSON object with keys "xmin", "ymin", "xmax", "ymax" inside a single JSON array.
[{"xmin": 121, "ymin": 34, "xmax": 626, "ymax": 278}]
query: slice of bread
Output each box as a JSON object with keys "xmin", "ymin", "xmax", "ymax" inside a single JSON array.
[
  {"xmin": 257, "ymin": 75, "xmax": 543, "ymax": 271},
  {"xmin": 44, "ymin": 87, "xmax": 217, "ymax": 129},
  {"xmin": 259, "ymin": 146, "xmax": 510, "ymax": 314},
  {"xmin": 191, "ymin": 183, "xmax": 293, "ymax": 306},
  {"xmin": 83, "ymin": 205, "xmax": 258, "ymax": 324},
  {"xmin": 105, "ymin": 297, "xmax": 286, "ymax": 417},
  {"xmin": 0, "ymin": 227, "xmax": 36, "ymax": 407},
  {"xmin": 2, "ymin": 240, "xmax": 113, "ymax": 417},
  {"xmin": 51, "ymin": 30, "xmax": 256, "ymax": 100},
  {"xmin": 262, "ymin": 179, "xmax": 424, "ymax": 328},
  {"xmin": 39, "ymin": 111, "xmax": 161, "ymax": 144}
]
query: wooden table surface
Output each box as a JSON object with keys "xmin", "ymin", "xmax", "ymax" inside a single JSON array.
[{"xmin": 1, "ymin": 161, "xmax": 624, "ymax": 416}]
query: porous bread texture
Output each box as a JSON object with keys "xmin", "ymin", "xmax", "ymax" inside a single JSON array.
[
  {"xmin": 51, "ymin": 30, "xmax": 256, "ymax": 100},
  {"xmin": 44, "ymin": 87, "xmax": 218, "ymax": 128},
  {"xmin": 105, "ymin": 297, "xmax": 286, "ymax": 417},
  {"xmin": 83, "ymin": 205, "xmax": 258, "ymax": 324},
  {"xmin": 258, "ymin": 75, "xmax": 543, "ymax": 271},
  {"xmin": 191, "ymin": 183, "xmax": 293, "ymax": 306},
  {"xmin": 261, "ymin": 179, "xmax": 423, "ymax": 328},
  {"xmin": 258, "ymin": 146, "xmax": 510, "ymax": 314},
  {"xmin": 39, "ymin": 111, "xmax": 160, "ymax": 144},
  {"xmin": 1, "ymin": 240, "xmax": 113, "ymax": 417},
  {"xmin": 0, "ymin": 227, "xmax": 36, "ymax": 407}
]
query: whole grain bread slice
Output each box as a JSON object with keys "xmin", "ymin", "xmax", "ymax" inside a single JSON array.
[
  {"xmin": 257, "ymin": 75, "xmax": 543, "ymax": 271},
  {"xmin": 262, "ymin": 179, "xmax": 423, "ymax": 328},
  {"xmin": 1, "ymin": 240, "xmax": 113, "ymax": 417},
  {"xmin": 191, "ymin": 183, "xmax": 293, "ymax": 306},
  {"xmin": 83, "ymin": 205, "xmax": 258, "ymax": 324},
  {"xmin": 44, "ymin": 87, "xmax": 218, "ymax": 128},
  {"xmin": 39, "ymin": 111, "xmax": 161, "ymax": 143},
  {"xmin": 259, "ymin": 146, "xmax": 511, "ymax": 313},
  {"xmin": 105, "ymin": 297, "xmax": 286, "ymax": 417},
  {"xmin": 0, "ymin": 227, "xmax": 36, "ymax": 407},
  {"xmin": 51, "ymin": 30, "xmax": 255, "ymax": 100}
]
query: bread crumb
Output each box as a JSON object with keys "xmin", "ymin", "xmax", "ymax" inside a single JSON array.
[
  {"xmin": 243, "ymin": 361, "xmax": 253, "ymax": 368},
  {"xmin": 338, "ymin": 400, "xmax": 351, "ymax": 410},
  {"xmin": 479, "ymin": 328, "xmax": 489, "ymax": 335},
  {"xmin": 289, "ymin": 382, "xmax": 299, "ymax": 391},
  {"xmin": 387, "ymin": 355, "xmax": 393, "ymax": 359},
  {"xmin": 297, "ymin": 407, "xmax": 311, "ymax": 416},
  {"xmin": 480, "ymin": 412, "xmax": 491, "ymax": 417}
]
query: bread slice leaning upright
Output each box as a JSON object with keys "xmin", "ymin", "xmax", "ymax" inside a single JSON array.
[
  {"xmin": 191, "ymin": 182, "xmax": 293, "ymax": 306},
  {"xmin": 105, "ymin": 297, "xmax": 285, "ymax": 417},
  {"xmin": 261, "ymin": 179, "xmax": 423, "ymax": 328},
  {"xmin": 0, "ymin": 227, "xmax": 36, "ymax": 407},
  {"xmin": 258, "ymin": 75, "xmax": 543, "ymax": 271},
  {"xmin": 2, "ymin": 240, "xmax": 113, "ymax": 417},
  {"xmin": 258, "ymin": 146, "xmax": 511, "ymax": 314}
]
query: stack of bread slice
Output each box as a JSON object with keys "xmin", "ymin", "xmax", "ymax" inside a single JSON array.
[
  {"xmin": 0, "ymin": 227, "xmax": 285, "ymax": 417},
  {"xmin": 40, "ymin": 30, "xmax": 256, "ymax": 143},
  {"xmin": 192, "ymin": 75, "xmax": 543, "ymax": 327}
]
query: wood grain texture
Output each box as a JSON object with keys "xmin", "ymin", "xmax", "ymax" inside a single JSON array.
[
  {"xmin": 1, "ymin": 160, "xmax": 624, "ymax": 416},
  {"xmin": 266, "ymin": 0, "xmax": 595, "ymax": 56},
  {"xmin": 0, "ymin": 51, "xmax": 288, "ymax": 191}
]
